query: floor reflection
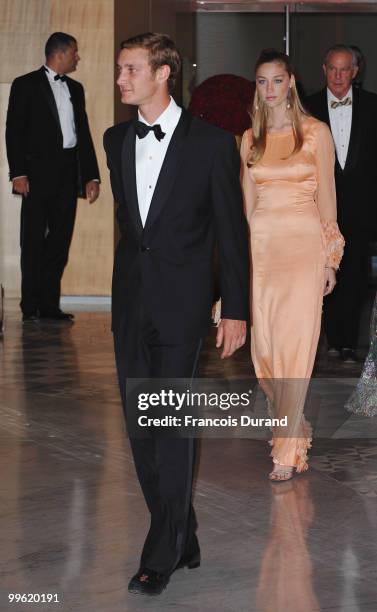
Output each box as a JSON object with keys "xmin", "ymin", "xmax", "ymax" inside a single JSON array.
[
  {"xmin": 1, "ymin": 301, "xmax": 377, "ymax": 611},
  {"xmin": 256, "ymin": 478, "xmax": 319, "ymax": 612}
]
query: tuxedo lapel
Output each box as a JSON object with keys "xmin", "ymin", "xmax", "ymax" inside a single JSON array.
[
  {"xmin": 344, "ymin": 87, "xmax": 361, "ymax": 174},
  {"xmin": 317, "ymin": 88, "xmax": 343, "ymax": 174},
  {"xmin": 315, "ymin": 88, "xmax": 330, "ymax": 126},
  {"xmin": 66, "ymin": 79, "xmax": 79, "ymax": 133},
  {"xmin": 144, "ymin": 110, "xmax": 192, "ymax": 232},
  {"xmin": 38, "ymin": 67, "xmax": 61, "ymax": 131},
  {"xmin": 121, "ymin": 123, "xmax": 143, "ymax": 235}
]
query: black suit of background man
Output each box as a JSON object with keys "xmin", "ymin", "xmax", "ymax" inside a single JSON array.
[
  {"xmin": 104, "ymin": 108, "xmax": 250, "ymax": 578},
  {"xmin": 6, "ymin": 34, "xmax": 100, "ymax": 320},
  {"xmin": 306, "ymin": 83, "xmax": 377, "ymax": 353}
]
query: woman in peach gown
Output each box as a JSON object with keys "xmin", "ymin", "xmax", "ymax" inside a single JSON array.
[{"xmin": 241, "ymin": 49, "xmax": 344, "ymax": 481}]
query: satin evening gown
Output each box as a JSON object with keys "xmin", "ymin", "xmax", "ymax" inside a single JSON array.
[
  {"xmin": 345, "ymin": 292, "xmax": 377, "ymax": 416},
  {"xmin": 241, "ymin": 116, "xmax": 344, "ymax": 471}
]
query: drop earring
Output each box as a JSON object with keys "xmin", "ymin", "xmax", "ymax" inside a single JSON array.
[{"xmin": 286, "ymin": 87, "xmax": 292, "ymax": 109}]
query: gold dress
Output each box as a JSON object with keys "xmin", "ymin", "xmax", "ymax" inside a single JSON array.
[{"xmin": 241, "ymin": 117, "xmax": 344, "ymax": 471}]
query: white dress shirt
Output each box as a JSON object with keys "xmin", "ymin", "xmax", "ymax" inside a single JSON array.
[
  {"xmin": 327, "ymin": 87, "xmax": 353, "ymax": 169},
  {"xmin": 44, "ymin": 64, "xmax": 77, "ymax": 149},
  {"xmin": 136, "ymin": 97, "xmax": 182, "ymax": 226}
]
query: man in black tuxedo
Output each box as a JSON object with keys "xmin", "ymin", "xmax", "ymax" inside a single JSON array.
[
  {"xmin": 306, "ymin": 44, "xmax": 377, "ymax": 363},
  {"xmin": 104, "ymin": 33, "xmax": 249, "ymax": 595},
  {"xmin": 6, "ymin": 32, "xmax": 100, "ymax": 322}
]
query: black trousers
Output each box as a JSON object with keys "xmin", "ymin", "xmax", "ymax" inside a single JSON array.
[
  {"xmin": 323, "ymin": 232, "xmax": 370, "ymax": 349},
  {"xmin": 113, "ymin": 313, "xmax": 202, "ymax": 575},
  {"xmin": 20, "ymin": 150, "xmax": 78, "ymax": 315}
]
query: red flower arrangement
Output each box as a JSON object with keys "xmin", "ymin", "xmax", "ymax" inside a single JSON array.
[{"xmin": 188, "ymin": 74, "xmax": 255, "ymax": 136}]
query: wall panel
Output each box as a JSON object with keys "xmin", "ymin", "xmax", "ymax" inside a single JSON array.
[
  {"xmin": 51, "ymin": 0, "xmax": 114, "ymax": 296},
  {"xmin": 0, "ymin": 84, "xmax": 20, "ymax": 297}
]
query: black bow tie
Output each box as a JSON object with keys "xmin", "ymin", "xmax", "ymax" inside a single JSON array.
[
  {"xmin": 54, "ymin": 74, "xmax": 67, "ymax": 82},
  {"xmin": 135, "ymin": 120, "xmax": 166, "ymax": 141}
]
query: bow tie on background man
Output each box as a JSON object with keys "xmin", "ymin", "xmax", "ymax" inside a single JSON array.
[
  {"xmin": 330, "ymin": 97, "xmax": 352, "ymax": 109},
  {"xmin": 135, "ymin": 120, "xmax": 166, "ymax": 141},
  {"xmin": 43, "ymin": 66, "xmax": 67, "ymax": 82}
]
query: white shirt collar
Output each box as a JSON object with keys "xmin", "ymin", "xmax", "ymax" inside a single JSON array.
[
  {"xmin": 138, "ymin": 97, "xmax": 181, "ymax": 133},
  {"xmin": 327, "ymin": 86, "xmax": 353, "ymax": 105},
  {"xmin": 44, "ymin": 64, "xmax": 66, "ymax": 82}
]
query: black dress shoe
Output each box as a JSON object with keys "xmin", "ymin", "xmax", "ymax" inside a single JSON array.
[
  {"xmin": 39, "ymin": 310, "xmax": 74, "ymax": 321},
  {"xmin": 128, "ymin": 568, "xmax": 169, "ymax": 596},
  {"xmin": 22, "ymin": 313, "xmax": 39, "ymax": 323},
  {"xmin": 340, "ymin": 348, "xmax": 357, "ymax": 364}
]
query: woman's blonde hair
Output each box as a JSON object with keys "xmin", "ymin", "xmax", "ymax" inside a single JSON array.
[{"xmin": 247, "ymin": 49, "xmax": 308, "ymax": 167}]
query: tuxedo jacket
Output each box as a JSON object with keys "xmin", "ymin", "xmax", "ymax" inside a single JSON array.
[
  {"xmin": 103, "ymin": 110, "xmax": 250, "ymax": 342},
  {"xmin": 6, "ymin": 67, "xmax": 100, "ymax": 197},
  {"xmin": 305, "ymin": 86, "xmax": 377, "ymax": 234}
]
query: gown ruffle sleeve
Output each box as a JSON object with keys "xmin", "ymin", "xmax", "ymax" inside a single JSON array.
[{"xmin": 315, "ymin": 123, "xmax": 345, "ymax": 270}]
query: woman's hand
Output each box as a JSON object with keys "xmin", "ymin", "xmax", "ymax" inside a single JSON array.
[{"xmin": 324, "ymin": 267, "xmax": 336, "ymax": 296}]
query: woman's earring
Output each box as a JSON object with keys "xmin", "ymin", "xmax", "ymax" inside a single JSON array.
[{"xmin": 286, "ymin": 87, "xmax": 292, "ymax": 109}]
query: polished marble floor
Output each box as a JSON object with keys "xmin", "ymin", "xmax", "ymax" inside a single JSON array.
[{"xmin": 1, "ymin": 299, "xmax": 377, "ymax": 611}]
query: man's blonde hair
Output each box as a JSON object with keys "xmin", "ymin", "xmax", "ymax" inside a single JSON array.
[{"xmin": 121, "ymin": 32, "xmax": 181, "ymax": 93}]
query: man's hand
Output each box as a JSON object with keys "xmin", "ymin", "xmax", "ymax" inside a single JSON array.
[
  {"xmin": 86, "ymin": 180, "xmax": 100, "ymax": 204},
  {"xmin": 216, "ymin": 319, "xmax": 247, "ymax": 359},
  {"xmin": 323, "ymin": 267, "xmax": 336, "ymax": 296},
  {"xmin": 13, "ymin": 177, "xmax": 30, "ymax": 196}
]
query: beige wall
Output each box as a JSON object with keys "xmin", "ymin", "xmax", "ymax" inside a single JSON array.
[
  {"xmin": 0, "ymin": 0, "xmax": 114, "ymax": 297},
  {"xmin": 0, "ymin": 0, "xmax": 51, "ymax": 298}
]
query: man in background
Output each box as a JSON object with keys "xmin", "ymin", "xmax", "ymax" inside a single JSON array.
[
  {"xmin": 6, "ymin": 32, "xmax": 100, "ymax": 321},
  {"xmin": 306, "ymin": 44, "xmax": 377, "ymax": 363}
]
